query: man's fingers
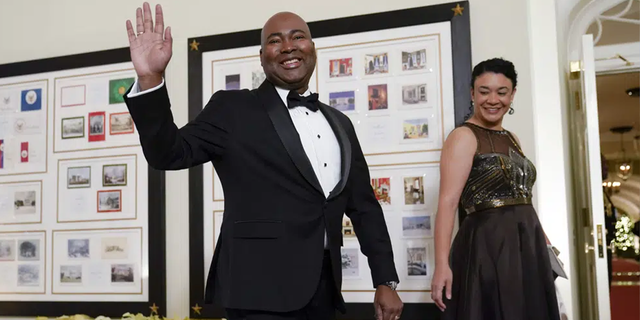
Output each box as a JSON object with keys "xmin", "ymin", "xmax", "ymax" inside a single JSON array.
[
  {"xmin": 143, "ymin": 2, "xmax": 154, "ymax": 33},
  {"xmin": 135, "ymin": 7, "xmax": 144, "ymax": 35},
  {"xmin": 154, "ymin": 4, "xmax": 164, "ymax": 34},
  {"xmin": 126, "ymin": 20, "xmax": 136, "ymax": 43},
  {"xmin": 375, "ymin": 302, "xmax": 383, "ymax": 320}
]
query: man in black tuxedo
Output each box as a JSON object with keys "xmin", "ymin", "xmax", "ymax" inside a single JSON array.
[{"xmin": 123, "ymin": 3, "xmax": 402, "ymax": 320}]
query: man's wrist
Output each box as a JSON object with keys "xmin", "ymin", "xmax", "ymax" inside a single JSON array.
[{"xmin": 377, "ymin": 281, "xmax": 398, "ymax": 290}]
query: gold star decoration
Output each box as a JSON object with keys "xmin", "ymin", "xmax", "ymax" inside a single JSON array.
[
  {"xmin": 191, "ymin": 303, "xmax": 202, "ymax": 315},
  {"xmin": 452, "ymin": 3, "xmax": 464, "ymax": 16},
  {"xmin": 149, "ymin": 303, "xmax": 159, "ymax": 315},
  {"xmin": 190, "ymin": 39, "xmax": 200, "ymax": 51}
]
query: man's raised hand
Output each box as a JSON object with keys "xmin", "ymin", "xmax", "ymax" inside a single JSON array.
[{"xmin": 125, "ymin": 2, "xmax": 172, "ymax": 90}]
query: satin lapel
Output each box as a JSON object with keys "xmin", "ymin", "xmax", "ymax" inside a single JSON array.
[
  {"xmin": 257, "ymin": 81, "xmax": 324, "ymax": 196},
  {"xmin": 318, "ymin": 103, "xmax": 352, "ymax": 201}
]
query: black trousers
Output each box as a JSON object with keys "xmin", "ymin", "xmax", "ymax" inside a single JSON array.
[{"xmin": 225, "ymin": 250, "xmax": 338, "ymax": 320}]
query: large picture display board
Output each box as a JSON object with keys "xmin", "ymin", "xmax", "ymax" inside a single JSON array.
[
  {"xmin": 0, "ymin": 49, "xmax": 166, "ymax": 317},
  {"xmin": 188, "ymin": 2, "xmax": 471, "ymax": 319}
]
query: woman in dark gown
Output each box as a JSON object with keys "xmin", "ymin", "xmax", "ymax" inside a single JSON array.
[{"xmin": 431, "ymin": 58, "xmax": 561, "ymax": 320}]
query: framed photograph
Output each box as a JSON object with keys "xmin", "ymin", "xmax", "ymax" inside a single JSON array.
[
  {"xmin": 111, "ymin": 264, "xmax": 135, "ymax": 284},
  {"xmin": 364, "ymin": 52, "xmax": 389, "ymax": 75},
  {"xmin": 328, "ymin": 91, "xmax": 355, "ymax": 112},
  {"xmin": 109, "ymin": 112, "xmax": 134, "ymax": 135},
  {"xmin": 67, "ymin": 166, "xmax": 91, "ymax": 189},
  {"xmin": 402, "ymin": 49, "xmax": 427, "ymax": 71},
  {"xmin": 225, "ymin": 74, "xmax": 240, "ymax": 90},
  {"xmin": 402, "ymin": 118, "xmax": 429, "ymax": 141},
  {"xmin": 102, "ymin": 164, "xmax": 127, "ymax": 186},
  {"xmin": 404, "ymin": 176, "xmax": 425, "ymax": 205},
  {"xmin": 101, "ymin": 237, "xmax": 129, "ymax": 260},
  {"xmin": 67, "ymin": 239, "xmax": 90, "ymax": 259},
  {"xmin": 14, "ymin": 190, "xmax": 36, "ymax": 215},
  {"xmin": 340, "ymin": 248, "xmax": 360, "ymax": 278},
  {"xmin": 371, "ymin": 177, "xmax": 391, "ymax": 206},
  {"xmin": 60, "ymin": 265, "xmax": 82, "ymax": 284},
  {"xmin": 401, "ymin": 84, "xmax": 427, "ymax": 105},
  {"xmin": 402, "ymin": 215, "xmax": 432, "ymax": 238},
  {"xmin": 17, "ymin": 239, "xmax": 40, "ymax": 261},
  {"xmin": 17, "ymin": 264, "xmax": 40, "ymax": 287},
  {"xmin": 367, "ymin": 84, "xmax": 388, "ymax": 110},
  {"xmin": 189, "ymin": 2, "xmax": 470, "ymax": 318},
  {"xmin": 0, "ymin": 41, "xmax": 166, "ymax": 317},
  {"xmin": 88, "ymin": 111, "xmax": 106, "ymax": 142},
  {"xmin": 97, "ymin": 190, "xmax": 122, "ymax": 213},
  {"xmin": 342, "ymin": 217, "xmax": 356, "ymax": 238},
  {"xmin": 0, "ymin": 240, "xmax": 16, "ymax": 261},
  {"xmin": 406, "ymin": 246, "xmax": 428, "ymax": 276},
  {"xmin": 61, "ymin": 117, "xmax": 85, "ymax": 139},
  {"xmin": 329, "ymin": 58, "xmax": 353, "ymax": 78}
]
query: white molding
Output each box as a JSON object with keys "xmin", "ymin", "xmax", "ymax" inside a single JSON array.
[
  {"xmin": 594, "ymin": 41, "xmax": 640, "ymax": 73},
  {"xmin": 567, "ymin": 0, "xmax": 628, "ymax": 62}
]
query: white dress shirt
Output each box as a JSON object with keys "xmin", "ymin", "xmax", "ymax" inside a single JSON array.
[{"xmin": 129, "ymin": 80, "xmax": 342, "ymax": 248}]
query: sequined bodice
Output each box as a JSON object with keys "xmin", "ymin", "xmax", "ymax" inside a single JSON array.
[{"xmin": 459, "ymin": 123, "xmax": 537, "ymax": 213}]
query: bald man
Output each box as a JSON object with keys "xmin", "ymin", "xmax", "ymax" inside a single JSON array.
[{"xmin": 124, "ymin": 3, "xmax": 402, "ymax": 320}]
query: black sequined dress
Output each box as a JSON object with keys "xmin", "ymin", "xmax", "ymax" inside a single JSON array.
[{"xmin": 442, "ymin": 122, "xmax": 561, "ymax": 320}]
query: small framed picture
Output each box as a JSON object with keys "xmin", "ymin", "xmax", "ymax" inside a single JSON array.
[
  {"xmin": 342, "ymin": 217, "xmax": 356, "ymax": 238},
  {"xmin": 109, "ymin": 112, "xmax": 134, "ymax": 135},
  {"xmin": 67, "ymin": 239, "xmax": 90, "ymax": 259},
  {"xmin": 406, "ymin": 246, "xmax": 428, "ymax": 276},
  {"xmin": 61, "ymin": 116, "xmax": 85, "ymax": 139},
  {"xmin": 404, "ymin": 176, "xmax": 425, "ymax": 205},
  {"xmin": 368, "ymin": 84, "xmax": 388, "ymax": 110},
  {"xmin": 60, "ymin": 265, "xmax": 83, "ymax": 284},
  {"xmin": 102, "ymin": 164, "xmax": 127, "ymax": 187},
  {"xmin": 364, "ymin": 52, "xmax": 389, "ymax": 75},
  {"xmin": 329, "ymin": 58, "xmax": 353, "ymax": 78},
  {"xmin": 17, "ymin": 239, "xmax": 40, "ymax": 261},
  {"xmin": 371, "ymin": 177, "xmax": 391, "ymax": 206},
  {"xmin": 111, "ymin": 264, "xmax": 135, "ymax": 283},
  {"xmin": 402, "ymin": 215, "xmax": 432, "ymax": 238},
  {"xmin": 402, "ymin": 49, "xmax": 427, "ymax": 71},
  {"xmin": 18, "ymin": 264, "xmax": 40, "ymax": 286},
  {"xmin": 0, "ymin": 240, "xmax": 16, "ymax": 261},
  {"xmin": 14, "ymin": 190, "xmax": 36, "ymax": 214},
  {"xmin": 67, "ymin": 166, "xmax": 91, "ymax": 189},
  {"xmin": 88, "ymin": 111, "xmax": 106, "ymax": 142},
  {"xmin": 97, "ymin": 190, "xmax": 122, "ymax": 213}
]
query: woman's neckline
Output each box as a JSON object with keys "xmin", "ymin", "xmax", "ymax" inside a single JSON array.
[{"xmin": 465, "ymin": 122, "xmax": 507, "ymax": 133}]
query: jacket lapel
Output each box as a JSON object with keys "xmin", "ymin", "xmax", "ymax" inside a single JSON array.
[
  {"xmin": 258, "ymin": 81, "xmax": 324, "ymax": 196},
  {"xmin": 318, "ymin": 103, "xmax": 352, "ymax": 201}
]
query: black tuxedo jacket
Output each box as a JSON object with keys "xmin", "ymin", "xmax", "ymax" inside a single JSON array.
[{"xmin": 124, "ymin": 80, "xmax": 398, "ymax": 313}]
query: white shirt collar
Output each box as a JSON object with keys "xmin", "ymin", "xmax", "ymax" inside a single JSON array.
[{"xmin": 274, "ymin": 86, "xmax": 313, "ymax": 107}]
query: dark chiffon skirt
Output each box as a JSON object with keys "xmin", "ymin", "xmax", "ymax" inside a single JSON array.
[{"xmin": 442, "ymin": 204, "xmax": 561, "ymax": 320}]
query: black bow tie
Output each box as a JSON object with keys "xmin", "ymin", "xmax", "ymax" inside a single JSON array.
[{"xmin": 287, "ymin": 90, "xmax": 319, "ymax": 112}]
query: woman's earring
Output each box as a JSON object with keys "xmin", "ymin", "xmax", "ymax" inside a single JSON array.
[
  {"xmin": 465, "ymin": 100, "xmax": 474, "ymax": 120},
  {"xmin": 509, "ymin": 102, "xmax": 515, "ymax": 115}
]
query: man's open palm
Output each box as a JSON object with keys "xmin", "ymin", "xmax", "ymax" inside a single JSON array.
[{"xmin": 126, "ymin": 2, "xmax": 172, "ymax": 82}]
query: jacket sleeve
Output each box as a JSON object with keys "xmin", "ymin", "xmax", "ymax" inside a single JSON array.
[
  {"xmin": 124, "ymin": 82, "xmax": 231, "ymax": 170},
  {"xmin": 343, "ymin": 119, "xmax": 399, "ymax": 287}
]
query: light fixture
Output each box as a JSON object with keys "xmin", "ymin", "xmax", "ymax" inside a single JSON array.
[
  {"xmin": 610, "ymin": 126, "xmax": 634, "ymax": 181},
  {"xmin": 627, "ymin": 87, "xmax": 639, "ymax": 97},
  {"xmin": 603, "ymin": 180, "xmax": 622, "ymax": 194}
]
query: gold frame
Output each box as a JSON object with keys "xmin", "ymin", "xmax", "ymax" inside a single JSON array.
[
  {"xmin": 0, "ymin": 79, "xmax": 49, "ymax": 177},
  {"xmin": 0, "ymin": 230, "xmax": 47, "ymax": 294},
  {"xmin": 56, "ymin": 154, "xmax": 138, "ymax": 223},
  {"xmin": 206, "ymin": 34, "xmax": 447, "ymax": 203},
  {"xmin": 50, "ymin": 226, "xmax": 144, "ymax": 295},
  {"xmin": 0, "ymin": 180, "xmax": 43, "ymax": 225},
  {"xmin": 53, "ymin": 68, "xmax": 140, "ymax": 154}
]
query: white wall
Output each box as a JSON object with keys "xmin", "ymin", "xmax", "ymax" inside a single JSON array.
[{"xmin": 0, "ymin": 0, "xmax": 574, "ymax": 319}]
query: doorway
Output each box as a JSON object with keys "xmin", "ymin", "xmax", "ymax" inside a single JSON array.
[{"xmin": 567, "ymin": 1, "xmax": 640, "ymax": 319}]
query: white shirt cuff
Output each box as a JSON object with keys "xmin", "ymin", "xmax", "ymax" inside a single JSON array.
[{"xmin": 127, "ymin": 78, "xmax": 166, "ymax": 98}]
